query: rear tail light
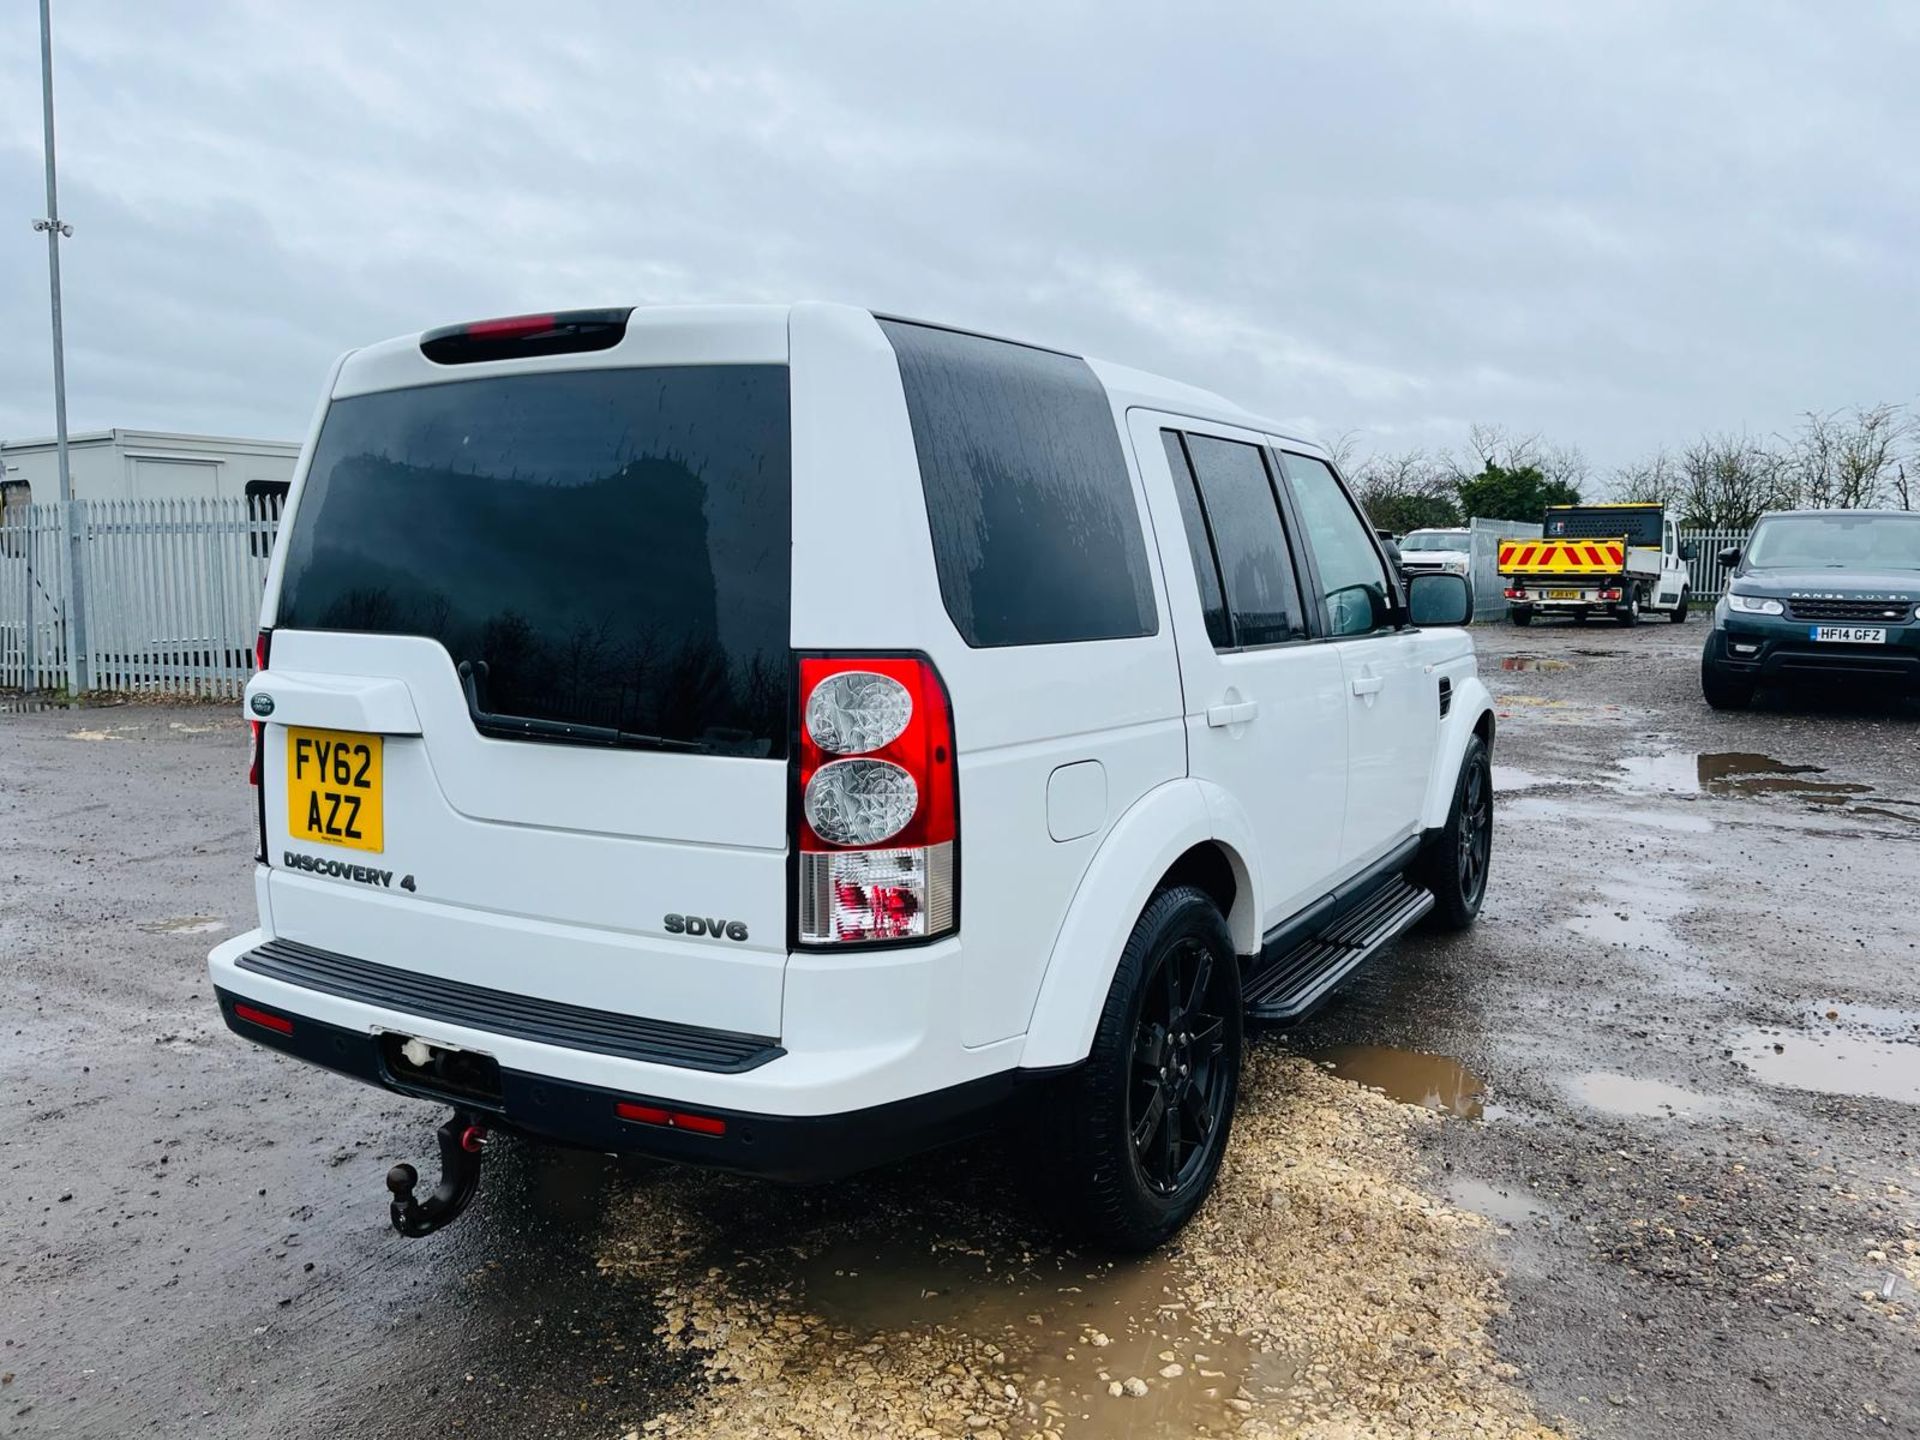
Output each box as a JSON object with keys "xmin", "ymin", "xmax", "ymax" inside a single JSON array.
[
  {"xmin": 250, "ymin": 629, "xmax": 271, "ymax": 862},
  {"xmin": 795, "ymin": 656, "xmax": 957, "ymax": 945},
  {"xmin": 419, "ymin": 307, "xmax": 632, "ymax": 365}
]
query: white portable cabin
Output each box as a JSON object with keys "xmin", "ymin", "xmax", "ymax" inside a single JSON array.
[{"xmin": 0, "ymin": 429, "xmax": 299, "ymax": 519}]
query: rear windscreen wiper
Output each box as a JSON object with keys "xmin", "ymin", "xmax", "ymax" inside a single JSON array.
[{"xmin": 456, "ymin": 661, "xmax": 708, "ymax": 754}]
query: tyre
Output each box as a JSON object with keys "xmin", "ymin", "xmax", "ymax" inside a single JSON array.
[
  {"xmin": 1418, "ymin": 732, "xmax": 1492, "ymax": 931},
  {"xmin": 1701, "ymin": 657, "xmax": 1754, "ymax": 710},
  {"xmin": 1615, "ymin": 592, "xmax": 1641, "ymax": 626},
  {"xmin": 1669, "ymin": 589, "xmax": 1691, "ymax": 623},
  {"xmin": 1508, "ymin": 606, "xmax": 1532, "ymax": 626},
  {"xmin": 1032, "ymin": 886, "xmax": 1242, "ymax": 1252}
]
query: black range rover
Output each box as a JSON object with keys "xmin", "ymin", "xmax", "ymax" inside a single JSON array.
[{"xmin": 1702, "ymin": 509, "xmax": 1920, "ymax": 709}]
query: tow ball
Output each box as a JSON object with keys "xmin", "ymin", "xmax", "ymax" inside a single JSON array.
[{"xmin": 386, "ymin": 1111, "xmax": 488, "ymax": 1238}]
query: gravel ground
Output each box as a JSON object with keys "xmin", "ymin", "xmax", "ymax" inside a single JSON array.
[{"xmin": 2, "ymin": 617, "xmax": 1916, "ymax": 1438}]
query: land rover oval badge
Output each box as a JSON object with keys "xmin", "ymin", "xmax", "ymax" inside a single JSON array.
[{"xmin": 250, "ymin": 692, "xmax": 275, "ymax": 717}]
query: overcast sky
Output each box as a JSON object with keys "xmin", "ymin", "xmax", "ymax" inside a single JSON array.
[{"xmin": 2, "ymin": 1, "xmax": 1915, "ymax": 472}]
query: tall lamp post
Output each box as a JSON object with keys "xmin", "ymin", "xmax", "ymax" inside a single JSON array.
[{"xmin": 34, "ymin": 0, "xmax": 89, "ymax": 693}]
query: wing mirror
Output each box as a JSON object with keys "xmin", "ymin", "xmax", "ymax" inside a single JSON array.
[
  {"xmin": 1716, "ymin": 545, "xmax": 1742, "ymax": 568},
  {"xmin": 1407, "ymin": 571, "xmax": 1472, "ymax": 627},
  {"xmin": 1679, "ymin": 541, "xmax": 1698, "ymax": 562}
]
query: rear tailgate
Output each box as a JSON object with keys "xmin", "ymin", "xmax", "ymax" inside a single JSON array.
[
  {"xmin": 1497, "ymin": 537, "xmax": 1627, "ymax": 577},
  {"xmin": 256, "ymin": 320, "xmax": 794, "ymax": 1041}
]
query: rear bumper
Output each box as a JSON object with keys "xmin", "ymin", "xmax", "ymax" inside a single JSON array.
[
  {"xmin": 209, "ymin": 926, "xmax": 1029, "ymax": 1178},
  {"xmin": 213, "ymin": 985, "xmax": 1016, "ymax": 1181},
  {"xmin": 1706, "ymin": 619, "xmax": 1920, "ymax": 691},
  {"xmin": 1502, "ymin": 580, "xmax": 1626, "ymax": 607}
]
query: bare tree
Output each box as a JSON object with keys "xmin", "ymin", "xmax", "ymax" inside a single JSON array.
[
  {"xmin": 1834, "ymin": 403, "xmax": 1906, "ymax": 508},
  {"xmin": 1611, "ymin": 448, "xmax": 1684, "ymax": 508},
  {"xmin": 1780, "ymin": 404, "xmax": 1908, "ymax": 509},
  {"xmin": 1323, "ymin": 429, "xmax": 1364, "ymax": 474},
  {"xmin": 1541, "ymin": 440, "xmax": 1590, "ymax": 497},
  {"xmin": 1678, "ymin": 433, "xmax": 1789, "ymax": 528},
  {"xmin": 1349, "ymin": 447, "xmax": 1461, "ymax": 533},
  {"xmin": 1894, "ymin": 462, "xmax": 1915, "ymax": 512},
  {"xmin": 1448, "ymin": 422, "xmax": 1542, "ymax": 483}
]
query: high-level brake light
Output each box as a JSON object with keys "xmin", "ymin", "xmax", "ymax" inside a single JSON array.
[
  {"xmin": 796, "ymin": 657, "xmax": 957, "ymax": 945},
  {"xmin": 418, "ymin": 307, "xmax": 633, "ymax": 365}
]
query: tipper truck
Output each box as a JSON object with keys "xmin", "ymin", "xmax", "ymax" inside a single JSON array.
[{"xmin": 1498, "ymin": 503, "xmax": 1695, "ymax": 626}]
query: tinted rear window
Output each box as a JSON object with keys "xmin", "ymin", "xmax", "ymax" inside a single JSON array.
[
  {"xmin": 275, "ymin": 366, "xmax": 791, "ymax": 756},
  {"xmin": 879, "ymin": 319, "xmax": 1157, "ymax": 648}
]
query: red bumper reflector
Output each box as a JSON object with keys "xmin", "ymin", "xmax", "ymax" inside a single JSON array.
[
  {"xmin": 233, "ymin": 1002, "xmax": 293, "ymax": 1035},
  {"xmin": 615, "ymin": 1101, "xmax": 726, "ymax": 1136}
]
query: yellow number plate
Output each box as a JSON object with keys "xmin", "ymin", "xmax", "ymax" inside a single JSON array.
[
  {"xmin": 1547, "ymin": 589, "xmax": 1582, "ymax": 600},
  {"xmin": 287, "ymin": 728, "xmax": 384, "ymax": 852}
]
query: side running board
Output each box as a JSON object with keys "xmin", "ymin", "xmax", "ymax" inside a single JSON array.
[{"xmin": 1243, "ymin": 874, "xmax": 1434, "ymax": 1022}]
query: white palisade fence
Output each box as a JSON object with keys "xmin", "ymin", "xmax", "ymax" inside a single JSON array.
[{"xmin": 0, "ymin": 497, "xmax": 280, "ymax": 699}]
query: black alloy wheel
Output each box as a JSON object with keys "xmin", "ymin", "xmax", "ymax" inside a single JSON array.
[
  {"xmin": 1129, "ymin": 936, "xmax": 1232, "ymax": 1198},
  {"xmin": 1456, "ymin": 752, "xmax": 1492, "ymax": 911},
  {"xmin": 1421, "ymin": 732, "xmax": 1493, "ymax": 931},
  {"xmin": 1029, "ymin": 885, "xmax": 1243, "ymax": 1251}
]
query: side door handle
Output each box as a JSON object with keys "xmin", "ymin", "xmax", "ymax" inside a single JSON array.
[
  {"xmin": 1350, "ymin": 674, "xmax": 1385, "ymax": 697},
  {"xmin": 1206, "ymin": 699, "xmax": 1259, "ymax": 728}
]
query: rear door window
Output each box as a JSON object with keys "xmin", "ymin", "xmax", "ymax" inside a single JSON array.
[
  {"xmin": 1280, "ymin": 452, "xmax": 1394, "ymax": 638},
  {"xmin": 1176, "ymin": 432, "xmax": 1306, "ymax": 648},
  {"xmin": 275, "ymin": 365, "xmax": 792, "ymax": 756},
  {"xmin": 1159, "ymin": 432, "xmax": 1233, "ymax": 648},
  {"xmin": 879, "ymin": 320, "xmax": 1157, "ymax": 648}
]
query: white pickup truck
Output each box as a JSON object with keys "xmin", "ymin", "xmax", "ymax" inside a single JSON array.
[{"xmin": 1500, "ymin": 503, "xmax": 1695, "ymax": 626}]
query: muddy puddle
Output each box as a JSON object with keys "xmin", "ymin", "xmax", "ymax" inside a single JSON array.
[
  {"xmin": 1614, "ymin": 750, "xmax": 1917, "ymax": 824},
  {"xmin": 1569, "ymin": 1071, "xmax": 1733, "ymax": 1119},
  {"xmin": 1732, "ymin": 1000, "xmax": 1920, "ymax": 1106},
  {"xmin": 1491, "ymin": 764, "xmax": 1552, "ymax": 792},
  {"xmin": 795, "ymin": 1236, "xmax": 1292, "ymax": 1436},
  {"xmin": 600, "ymin": 1051, "xmax": 1555, "ymax": 1439},
  {"xmin": 1315, "ymin": 1043, "xmax": 1497, "ymax": 1119},
  {"xmin": 1446, "ymin": 1177, "xmax": 1547, "ymax": 1229},
  {"xmin": 1499, "ymin": 656, "xmax": 1573, "ymax": 672}
]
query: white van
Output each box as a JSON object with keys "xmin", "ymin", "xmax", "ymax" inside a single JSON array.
[{"xmin": 210, "ymin": 304, "xmax": 1494, "ymax": 1251}]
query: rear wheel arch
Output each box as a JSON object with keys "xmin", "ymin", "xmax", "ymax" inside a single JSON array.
[
  {"xmin": 1021, "ymin": 782, "xmax": 1257, "ymax": 1070},
  {"xmin": 1158, "ymin": 841, "xmax": 1249, "ymax": 956}
]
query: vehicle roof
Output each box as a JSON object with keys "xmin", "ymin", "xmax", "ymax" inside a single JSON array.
[
  {"xmin": 1755, "ymin": 508, "xmax": 1920, "ymax": 519},
  {"xmin": 1, "ymin": 429, "xmax": 299, "ymax": 456},
  {"xmin": 336, "ymin": 303, "xmax": 1330, "ymax": 460},
  {"xmin": 1547, "ymin": 501, "xmax": 1662, "ymax": 509}
]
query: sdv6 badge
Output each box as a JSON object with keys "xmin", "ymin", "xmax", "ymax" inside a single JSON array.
[{"xmin": 664, "ymin": 913, "xmax": 749, "ymax": 942}]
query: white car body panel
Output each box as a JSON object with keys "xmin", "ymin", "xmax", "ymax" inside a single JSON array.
[{"xmin": 213, "ymin": 300, "xmax": 1494, "ymax": 1153}]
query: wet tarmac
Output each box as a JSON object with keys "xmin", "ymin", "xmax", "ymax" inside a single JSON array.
[{"xmin": 5, "ymin": 620, "xmax": 1919, "ymax": 1438}]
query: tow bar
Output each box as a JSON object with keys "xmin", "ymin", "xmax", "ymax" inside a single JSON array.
[{"xmin": 386, "ymin": 1111, "xmax": 488, "ymax": 1238}]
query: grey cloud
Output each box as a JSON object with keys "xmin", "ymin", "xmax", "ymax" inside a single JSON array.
[{"xmin": 2, "ymin": 0, "xmax": 1914, "ymax": 469}]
